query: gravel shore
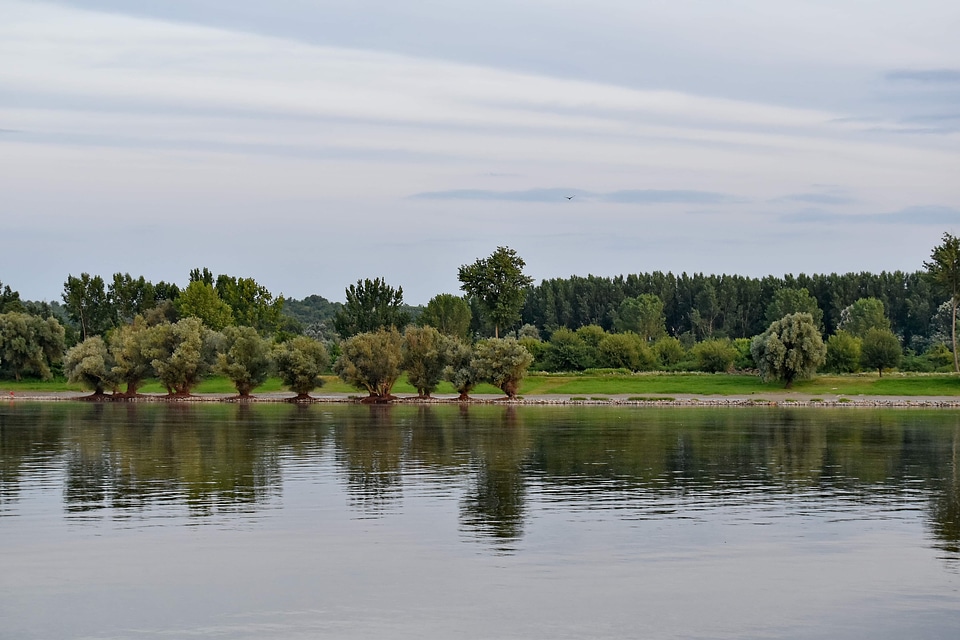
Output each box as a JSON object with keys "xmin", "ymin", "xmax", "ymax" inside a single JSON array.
[{"xmin": 4, "ymin": 390, "xmax": 960, "ymax": 408}]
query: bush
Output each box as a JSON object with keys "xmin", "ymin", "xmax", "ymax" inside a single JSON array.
[
  {"xmin": 652, "ymin": 336, "xmax": 685, "ymax": 368},
  {"xmin": 597, "ymin": 332, "xmax": 656, "ymax": 371},
  {"xmin": 824, "ymin": 331, "xmax": 861, "ymax": 373},
  {"xmin": 691, "ymin": 338, "xmax": 737, "ymax": 373},
  {"xmin": 541, "ymin": 328, "xmax": 593, "ymax": 372},
  {"xmin": 474, "ymin": 337, "xmax": 534, "ymax": 398}
]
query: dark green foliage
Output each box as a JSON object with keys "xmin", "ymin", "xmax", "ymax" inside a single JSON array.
[
  {"xmin": 62, "ymin": 273, "xmax": 113, "ymax": 340},
  {"xmin": 458, "ymin": 246, "xmax": 533, "ymax": 338},
  {"xmin": 860, "ymin": 328, "xmax": 902, "ymax": 376},
  {"xmin": 215, "ymin": 275, "xmax": 285, "ymax": 335},
  {"xmin": 542, "ymin": 328, "xmax": 593, "ymax": 372},
  {"xmin": 334, "ymin": 278, "xmax": 410, "ymax": 339},
  {"xmin": 216, "ymin": 326, "xmax": 273, "ymax": 396},
  {"xmin": 751, "ymin": 313, "xmax": 827, "ymax": 388},
  {"xmin": 420, "ymin": 293, "xmax": 472, "ymax": 340},
  {"xmin": 0, "ymin": 281, "xmax": 23, "ymax": 314},
  {"xmin": 765, "ymin": 288, "xmax": 823, "ymax": 328},
  {"xmin": 691, "ymin": 338, "xmax": 737, "ymax": 373},
  {"xmin": 283, "ymin": 294, "xmax": 342, "ymax": 342},
  {"xmin": 825, "ymin": 331, "xmax": 862, "ymax": 373},
  {"xmin": 274, "ymin": 336, "xmax": 329, "ymax": 397},
  {"xmin": 614, "ymin": 294, "xmax": 666, "ymax": 341},
  {"xmin": 924, "ymin": 232, "xmax": 960, "ymax": 372},
  {"xmin": 108, "ymin": 273, "xmax": 156, "ymax": 324}
]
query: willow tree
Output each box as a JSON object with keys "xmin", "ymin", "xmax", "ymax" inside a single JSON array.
[
  {"xmin": 216, "ymin": 325, "xmax": 273, "ymax": 397},
  {"xmin": 334, "ymin": 327, "xmax": 404, "ymax": 401},
  {"xmin": 750, "ymin": 313, "xmax": 826, "ymax": 388},
  {"xmin": 274, "ymin": 336, "xmax": 329, "ymax": 401},
  {"xmin": 402, "ymin": 325, "xmax": 448, "ymax": 398},
  {"xmin": 924, "ymin": 232, "xmax": 960, "ymax": 372},
  {"xmin": 64, "ymin": 336, "xmax": 116, "ymax": 397},
  {"xmin": 474, "ymin": 337, "xmax": 534, "ymax": 398}
]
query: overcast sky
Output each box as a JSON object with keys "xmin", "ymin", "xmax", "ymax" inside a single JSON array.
[{"xmin": 2, "ymin": 0, "xmax": 959, "ymax": 304}]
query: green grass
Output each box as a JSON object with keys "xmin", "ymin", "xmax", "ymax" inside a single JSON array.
[{"xmin": 3, "ymin": 372, "xmax": 959, "ymax": 397}]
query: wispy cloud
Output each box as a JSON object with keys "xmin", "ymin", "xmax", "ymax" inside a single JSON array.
[
  {"xmin": 783, "ymin": 205, "xmax": 960, "ymax": 225},
  {"xmin": 777, "ymin": 193, "xmax": 857, "ymax": 205},
  {"xmin": 410, "ymin": 189, "xmax": 738, "ymax": 204},
  {"xmin": 886, "ymin": 69, "xmax": 960, "ymax": 83}
]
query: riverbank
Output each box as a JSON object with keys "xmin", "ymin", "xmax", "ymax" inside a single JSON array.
[{"xmin": 5, "ymin": 390, "xmax": 960, "ymax": 407}]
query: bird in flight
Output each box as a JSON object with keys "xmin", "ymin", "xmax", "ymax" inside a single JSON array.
[{"xmin": 565, "ymin": 195, "xmax": 575, "ymax": 200}]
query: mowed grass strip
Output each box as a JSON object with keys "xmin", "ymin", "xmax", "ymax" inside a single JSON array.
[{"xmin": 3, "ymin": 372, "xmax": 959, "ymax": 397}]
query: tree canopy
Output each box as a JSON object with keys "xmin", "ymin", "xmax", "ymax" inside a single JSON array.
[
  {"xmin": 751, "ymin": 313, "xmax": 826, "ymax": 388},
  {"xmin": 458, "ymin": 247, "xmax": 533, "ymax": 338},
  {"xmin": 334, "ymin": 278, "xmax": 409, "ymax": 339},
  {"xmin": 924, "ymin": 232, "xmax": 960, "ymax": 372}
]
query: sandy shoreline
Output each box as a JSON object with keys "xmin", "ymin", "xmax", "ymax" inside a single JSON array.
[{"xmin": 4, "ymin": 390, "xmax": 960, "ymax": 407}]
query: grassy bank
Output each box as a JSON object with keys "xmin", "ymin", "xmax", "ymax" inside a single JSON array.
[{"xmin": 2, "ymin": 372, "xmax": 959, "ymax": 397}]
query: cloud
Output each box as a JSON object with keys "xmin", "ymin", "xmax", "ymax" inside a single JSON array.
[
  {"xmin": 409, "ymin": 189, "xmax": 738, "ymax": 204},
  {"xmin": 777, "ymin": 193, "xmax": 857, "ymax": 205},
  {"xmin": 783, "ymin": 205, "xmax": 960, "ymax": 225},
  {"xmin": 886, "ymin": 69, "xmax": 960, "ymax": 83}
]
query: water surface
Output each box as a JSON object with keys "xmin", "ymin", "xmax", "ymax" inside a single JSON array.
[{"xmin": 1, "ymin": 403, "xmax": 958, "ymax": 639}]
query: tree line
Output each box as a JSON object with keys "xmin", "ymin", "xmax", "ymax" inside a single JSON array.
[{"xmin": 3, "ymin": 235, "xmax": 960, "ymax": 395}]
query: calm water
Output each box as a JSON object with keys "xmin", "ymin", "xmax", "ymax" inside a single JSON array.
[{"xmin": 1, "ymin": 403, "xmax": 959, "ymax": 639}]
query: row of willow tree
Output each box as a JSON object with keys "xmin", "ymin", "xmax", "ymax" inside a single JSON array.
[{"xmin": 3, "ymin": 236, "xmax": 960, "ymax": 392}]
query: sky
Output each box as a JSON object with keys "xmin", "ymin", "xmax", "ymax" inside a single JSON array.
[{"xmin": 2, "ymin": 0, "xmax": 959, "ymax": 304}]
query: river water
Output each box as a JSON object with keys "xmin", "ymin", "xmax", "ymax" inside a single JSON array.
[{"xmin": 1, "ymin": 403, "xmax": 959, "ymax": 639}]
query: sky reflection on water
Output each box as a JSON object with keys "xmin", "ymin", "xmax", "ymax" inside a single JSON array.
[{"xmin": 1, "ymin": 403, "xmax": 958, "ymax": 639}]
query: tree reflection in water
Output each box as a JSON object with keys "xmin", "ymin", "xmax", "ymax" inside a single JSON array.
[{"xmin": 0, "ymin": 403, "xmax": 959, "ymax": 557}]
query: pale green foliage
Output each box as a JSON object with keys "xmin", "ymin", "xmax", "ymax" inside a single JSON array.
[
  {"xmin": 334, "ymin": 278, "xmax": 409, "ymax": 339},
  {"xmin": 216, "ymin": 325, "xmax": 273, "ymax": 396},
  {"xmin": 0, "ymin": 312, "xmax": 66, "ymax": 381},
  {"xmin": 860, "ymin": 328, "xmax": 902, "ymax": 376},
  {"xmin": 474, "ymin": 337, "xmax": 534, "ymax": 398},
  {"xmin": 825, "ymin": 331, "xmax": 862, "ymax": 373},
  {"xmin": 751, "ymin": 313, "xmax": 827, "ymax": 388},
  {"xmin": 402, "ymin": 325, "xmax": 449, "ymax": 398},
  {"xmin": 176, "ymin": 281, "xmax": 234, "ymax": 331},
  {"xmin": 765, "ymin": 288, "xmax": 823, "ymax": 328},
  {"xmin": 733, "ymin": 337, "xmax": 754, "ymax": 370},
  {"xmin": 652, "ymin": 336, "xmax": 686, "ymax": 368},
  {"xmin": 614, "ymin": 294, "xmax": 666, "ymax": 341},
  {"xmin": 596, "ymin": 332, "xmax": 655, "ymax": 371},
  {"xmin": 838, "ymin": 298, "xmax": 890, "ymax": 338},
  {"xmin": 334, "ymin": 327, "xmax": 404, "ymax": 398},
  {"xmin": 691, "ymin": 338, "xmax": 737, "ymax": 373},
  {"xmin": 517, "ymin": 324, "xmax": 541, "ymax": 340},
  {"xmin": 924, "ymin": 232, "xmax": 960, "ymax": 372},
  {"xmin": 444, "ymin": 338, "xmax": 482, "ymax": 399},
  {"xmin": 148, "ymin": 317, "xmax": 219, "ymax": 395},
  {"xmin": 64, "ymin": 336, "xmax": 116, "ymax": 394},
  {"xmin": 419, "ymin": 294, "xmax": 472, "ymax": 340},
  {"xmin": 108, "ymin": 316, "xmax": 155, "ymax": 395},
  {"xmin": 274, "ymin": 336, "xmax": 329, "ymax": 397},
  {"xmin": 575, "ymin": 324, "xmax": 606, "ymax": 348},
  {"xmin": 458, "ymin": 246, "xmax": 533, "ymax": 338}
]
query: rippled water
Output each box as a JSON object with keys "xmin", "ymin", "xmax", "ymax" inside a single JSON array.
[{"xmin": 1, "ymin": 403, "xmax": 959, "ymax": 639}]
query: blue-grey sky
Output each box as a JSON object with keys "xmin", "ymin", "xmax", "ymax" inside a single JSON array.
[{"xmin": 2, "ymin": 0, "xmax": 958, "ymax": 304}]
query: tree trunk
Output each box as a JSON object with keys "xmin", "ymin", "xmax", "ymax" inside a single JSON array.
[{"xmin": 952, "ymin": 297, "xmax": 959, "ymax": 373}]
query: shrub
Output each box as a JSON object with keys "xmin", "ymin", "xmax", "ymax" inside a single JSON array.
[
  {"xmin": 691, "ymin": 338, "xmax": 737, "ymax": 373},
  {"xmin": 824, "ymin": 331, "xmax": 862, "ymax": 373}
]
